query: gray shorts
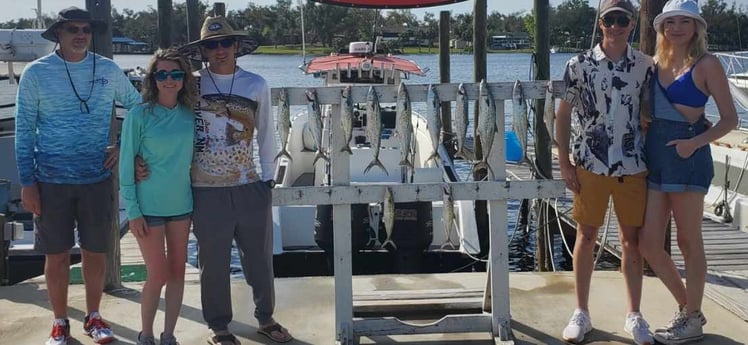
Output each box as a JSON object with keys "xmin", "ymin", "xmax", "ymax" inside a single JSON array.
[{"xmin": 34, "ymin": 178, "xmax": 115, "ymax": 254}]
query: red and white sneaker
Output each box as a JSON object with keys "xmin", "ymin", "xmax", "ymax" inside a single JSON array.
[
  {"xmin": 83, "ymin": 312, "xmax": 115, "ymax": 344},
  {"xmin": 46, "ymin": 319, "xmax": 70, "ymax": 345}
]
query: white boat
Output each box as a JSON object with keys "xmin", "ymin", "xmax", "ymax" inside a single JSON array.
[
  {"xmin": 0, "ymin": 29, "xmax": 54, "ymax": 63},
  {"xmin": 706, "ymin": 53, "xmax": 748, "ymax": 231},
  {"xmin": 271, "ymin": 42, "xmax": 481, "ymax": 270}
]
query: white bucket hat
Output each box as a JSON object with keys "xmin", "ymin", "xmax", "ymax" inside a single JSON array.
[{"xmin": 653, "ymin": 0, "xmax": 707, "ymax": 33}]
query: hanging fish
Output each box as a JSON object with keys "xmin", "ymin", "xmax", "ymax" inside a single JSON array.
[
  {"xmin": 340, "ymin": 85, "xmax": 354, "ymax": 154},
  {"xmin": 441, "ymin": 184, "xmax": 457, "ymax": 250},
  {"xmin": 382, "ymin": 187, "xmax": 396, "ymax": 250},
  {"xmin": 364, "ymin": 86, "xmax": 388, "ymax": 175},
  {"xmin": 426, "ymin": 84, "xmax": 442, "ymax": 166},
  {"xmin": 396, "ymin": 82, "xmax": 414, "ymax": 170},
  {"xmin": 454, "ymin": 83, "xmax": 469, "ymax": 160},
  {"xmin": 512, "ymin": 80, "xmax": 530, "ymax": 161},
  {"xmin": 305, "ymin": 88, "xmax": 328, "ymax": 165},
  {"xmin": 474, "ymin": 79, "xmax": 496, "ymax": 177},
  {"xmin": 275, "ymin": 88, "xmax": 292, "ymax": 162},
  {"xmin": 543, "ymin": 81, "xmax": 557, "ymax": 145}
]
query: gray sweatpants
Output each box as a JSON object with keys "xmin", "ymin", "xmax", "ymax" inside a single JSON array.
[{"xmin": 192, "ymin": 181, "xmax": 275, "ymax": 330}]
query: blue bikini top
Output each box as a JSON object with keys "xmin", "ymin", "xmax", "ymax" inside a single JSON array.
[{"xmin": 656, "ymin": 64, "xmax": 708, "ymax": 108}]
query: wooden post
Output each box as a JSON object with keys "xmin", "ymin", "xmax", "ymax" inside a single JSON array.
[
  {"xmin": 158, "ymin": 0, "xmax": 173, "ymax": 49},
  {"xmin": 640, "ymin": 0, "xmax": 664, "ymax": 56},
  {"xmin": 86, "ymin": 0, "xmax": 120, "ymax": 291},
  {"xmin": 0, "ymin": 214, "xmax": 8, "ymax": 285},
  {"xmin": 473, "ymin": 0, "xmax": 489, "ymax": 257},
  {"xmin": 534, "ymin": 0, "xmax": 552, "ymax": 272},
  {"xmin": 439, "ymin": 11, "xmax": 454, "ymax": 158},
  {"xmin": 186, "ymin": 0, "xmax": 203, "ymax": 70},
  {"xmin": 213, "ymin": 2, "xmax": 226, "ymax": 17}
]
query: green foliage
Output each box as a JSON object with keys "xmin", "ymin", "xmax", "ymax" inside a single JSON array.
[{"xmin": 2, "ymin": 0, "xmax": 745, "ymax": 53}]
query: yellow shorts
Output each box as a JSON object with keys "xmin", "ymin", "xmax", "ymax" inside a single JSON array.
[{"xmin": 572, "ymin": 167, "xmax": 647, "ymax": 228}]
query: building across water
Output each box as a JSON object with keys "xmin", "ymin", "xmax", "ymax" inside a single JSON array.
[{"xmin": 112, "ymin": 37, "xmax": 150, "ymax": 54}]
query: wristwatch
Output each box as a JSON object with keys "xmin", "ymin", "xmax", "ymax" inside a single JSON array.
[{"xmin": 264, "ymin": 179, "xmax": 276, "ymax": 189}]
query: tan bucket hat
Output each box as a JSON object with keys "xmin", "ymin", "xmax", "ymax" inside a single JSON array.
[{"xmin": 178, "ymin": 16, "xmax": 258, "ymax": 61}]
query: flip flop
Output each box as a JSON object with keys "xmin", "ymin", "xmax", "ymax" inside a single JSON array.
[
  {"xmin": 257, "ymin": 323, "xmax": 293, "ymax": 343},
  {"xmin": 207, "ymin": 333, "xmax": 240, "ymax": 345}
]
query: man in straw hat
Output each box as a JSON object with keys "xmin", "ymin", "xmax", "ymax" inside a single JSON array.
[
  {"xmin": 14, "ymin": 6, "xmax": 141, "ymax": 345},
  {"xmin": 179, "ymin": 15, "xmax": 291, "ymax": 344},
  {"xmin": 555, "ymin": 0, "xmax": 656, "ymax": 344}
]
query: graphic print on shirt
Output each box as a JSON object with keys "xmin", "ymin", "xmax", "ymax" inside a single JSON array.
[
  {"xmin": 192, "ymin": 93, "xmax": 259, "ymax": 185},
  {"xmin": 564, "ymin": 45, "xmax": 652, "ymax": 177}
]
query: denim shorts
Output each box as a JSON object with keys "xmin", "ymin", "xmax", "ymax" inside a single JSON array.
[
  {"xmin": 143, "ymin": 212, "xmax": 192, "ymax": 227},
  {"xmin": 645, "ymin": 117, "xmax": 713, "ymax": 194}
]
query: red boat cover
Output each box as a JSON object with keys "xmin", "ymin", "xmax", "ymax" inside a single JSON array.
[
  {"xmin": 310, "ymin": 0, "xmax": 467, "ymax": 9},
  {"xmin": 304, "ymin": 54, "xmax": 427, "ymax": 76}
]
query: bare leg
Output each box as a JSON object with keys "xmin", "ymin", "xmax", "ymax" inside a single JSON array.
[
  {"xmin": 45, "ymin": 252, "xmax": 71, "ymax": 319},
  {"xmin": 670, "ymin": 192, "xmax": 707, "ymax": 313},
  {"xmin": 81, "ymin": 249, "xmax": 106, "ymax": 314},
  {"xmin": 573, "ymin": 223, "xmax": 599, "ymax": 311},
  {"xmin": 136, "ymin": 225, "xmax": 167, "ymax": 337},
  {"xmin": 163, "ymin": 219, "xmax": 190, "ymax": 337},
  {"xmin": 639, "ymin": 190, "xmax": 687, "ymax": 307},
  {"xmin": 619, "ymin": 224, "xmax": 643, "ymax": 313}
]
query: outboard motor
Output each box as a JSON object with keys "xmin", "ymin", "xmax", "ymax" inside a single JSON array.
[
  {"xmin": 314, "ymin": 204, "xmax": 376, "ymax": 272},
  {"xmin": 378, "ymin": 201, "xmax": 433, "ymax": 273}
]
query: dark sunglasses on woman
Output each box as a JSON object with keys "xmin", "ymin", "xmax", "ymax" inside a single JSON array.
[
  {"xmin": 64, "ymin": 25, "xmax": 92, "ymax": 34},
  {"xmin": 202, "ymin": 38, "xmax": 236, "ymax": 50},
  {"xmin": 601, "ymin": 15, "xmax": 631, "ymax": 28},
  {"xmin": 154, "ymin": 69, "xmax": 186, "ymax": 82}
]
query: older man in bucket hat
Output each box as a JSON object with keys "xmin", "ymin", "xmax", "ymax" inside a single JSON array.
[
  {"xmin": 137, "ymin": 16, "xmax": 291, "ymax": 344},
  {"xmin": 555, "ymin": 0, "xmax": 656, "ymax": 344},
  {"xmin": 14, "ymin": 6, "xmax": 141, "ymax": 345}
]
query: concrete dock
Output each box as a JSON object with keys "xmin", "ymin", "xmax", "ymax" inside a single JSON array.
[{"xmin": 2, "ymin": 268, "xmax": 747, "ymax": 344}]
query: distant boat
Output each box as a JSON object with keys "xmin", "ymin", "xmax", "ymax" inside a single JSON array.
[
  {"xmin": 550, "ymin": 47, "xmax": 558, "ymax": 54},
  {"xmin": 0, "ymin": 29, "xmax": 55, "ymax": 63}
]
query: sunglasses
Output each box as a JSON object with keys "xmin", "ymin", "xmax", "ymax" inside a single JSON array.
[
  {"xmin": 64, "ymin": 25, "xmax": 92, "ymax": 34},
  {"xmin": 154, "ymin": 69, "xmax": 186, "ymax": 81},
  {"xmin": 601, "ymin": 15, "xmax": 631, "ymax": 28},
  {"xmin": 202, "ymin": 38, "xmax": 236, "ymax": 50}
]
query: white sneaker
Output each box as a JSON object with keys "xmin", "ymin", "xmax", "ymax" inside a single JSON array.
[
  {"xmin": 655, "ymin": 307, "xmax": 707, "ymax": 333},
  {"xmin": 624, "ymin": 312, "xmax": 654, "ymax": 345},
  {"xmin": 562, "ymin": 309, "xmax": 593, "ymax": 343},
  {"xmin": 654, "ymin": 314, "xmax": 704, "ymax": 345}
]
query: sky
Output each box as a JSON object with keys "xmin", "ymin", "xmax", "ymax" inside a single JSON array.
[
  {"xmin": 5, "ymin": 0, "xmax": 748, "ymax": 24},
  {"xmin": 3, "ymin": 0, "xmax": 588, "ymax": 23}
]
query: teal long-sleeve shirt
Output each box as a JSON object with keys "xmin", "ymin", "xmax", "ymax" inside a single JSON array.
[
  {"xmin": 119, "ymin": 103, "xmax": 195, "ymax": 220},
  {"xmin": 15, "ymin": 52, "xmax": 141, "ymax": 186}
]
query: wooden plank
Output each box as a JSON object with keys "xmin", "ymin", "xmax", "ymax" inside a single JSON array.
[
  {"xmin": 329, "ymin": 102, "xmax": 355, "ymax": 344},
  {"xmin": 272, "ymin": 180, "xmax": 565, "ymax": 206},
  {"xmin": 353, "ymin": 297, "xmax": 483, "ymax": 314},
  {"xmin": 270, "ymin": 80, "xmax": 566, "ymax": 106},
  {"xmin": 354, "ymin": 288, "xmax": 485, "ymax": 301},
  {"xmin": 352, "ymin": 314, "xmax": 493, "ymax": 337}
]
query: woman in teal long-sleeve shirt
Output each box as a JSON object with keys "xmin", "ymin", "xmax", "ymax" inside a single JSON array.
[{"xmin": 119, "ymin": 48, "xmax": 196, "ymax": 345}]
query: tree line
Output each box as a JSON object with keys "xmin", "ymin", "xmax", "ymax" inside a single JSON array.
[{"xmin": 1, "ymin": 0, "xmax": 746, "ymax": 52}]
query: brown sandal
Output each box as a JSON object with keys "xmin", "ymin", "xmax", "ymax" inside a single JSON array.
[
  {"xmin": 257, "ymin": 323, "xmax": 293, "ymax": 343},
  {"xmin": 207, "ymin": 333, "xmax": 240, "ymax": 345}
]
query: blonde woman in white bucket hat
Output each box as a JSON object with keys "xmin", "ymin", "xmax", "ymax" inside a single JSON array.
[{"xmin": 639, "ymin": 0, "xmax": 738, "ymax": 344}]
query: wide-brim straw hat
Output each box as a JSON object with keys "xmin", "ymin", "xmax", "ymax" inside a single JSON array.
[
  {"xmin": 178, "ymin": 16, "xmax": 258, "ymax": 61},
  {"xmin": 653, "ymin": 0, "xmax": 707, "ymax": 33},
  {"xmin": 41, "ymin": 7, "xmax": 106, "ymax": 43}
]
